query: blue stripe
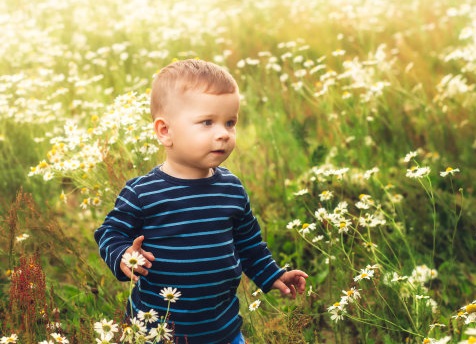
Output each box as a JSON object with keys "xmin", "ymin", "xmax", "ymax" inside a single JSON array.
[
  {"xmin": 146, "ymin": 227, "xmax": 231, "ymax": 239},
  {"xmin": 212, "ymin": 182, "xmax": 242, "ymax": 188},
  {"xmin": 250, "ymin": 254, "xmax": 271, "ymax": 268},
  {"xmin": 239, "ymin": 241, "xmax": 260, "ymax": 253},
  {"xmin": 130, "ymin": 175, "xmax": 150, "ymax": 187},
  {"xmin": 166, "ymin": 298, "xmax": 239, "ymax": 327},
  {"xmin": 138, "ymin": 185, "xmax": 188, "ymax": 197},
  {"xmin": 151, "ymin": 252, "xmax": 235, "ymax": 263},
  {"xmin": 237, "ymin": 217, "xmax": 254, "ymax": 231},
  {"xmin": 141, "ymin": 275, "xmax": 241, "ymax": 289},
  {"xmin": 235, "ymin": 230, "xmax": 260, "ymax": 245},
  {"xmin": 139, "ymin": 289, "xmax": 230, "ymax": 302},
  {"xmin": 146, "ymin": 205, "xmax": 243, "ymax": 218},
  {"xmin": 140, "ymin": 296, "xmax": 229, "ymax": 314},
  {"xmin": 254, "ymin": 261, "xmax": 275, "ymax": 278},
  {"xmin": 143, "ymin": 217, "xmax": 229, "ymax": 230},
  {"xmin": 105, "ymin": 216, "xmax": 135, "ymax": 229},
  {"xmin": 144, "ymin": 239, "xmax": 234, "ymax": 250},
  {"xmin": 98, "ymin": 229, "xmax": 128, "ymax": 250},
  {"xmin": 262, "ymin": 268, "xmax": 285, "ymax": 287},
  {"xmin": 143, "ymin": 193, "xmax": 244, "ymax": 209},
  {"xmin": 149, "ymin": 261, "xmax": 240, "ymax": 276},
  {"xmin": 132, "ymin": 178, "xmax": 164, "ymax": 187},
  {"xmin": 116, "ymin": 194, "xmax": 141, "ymax": 211}
]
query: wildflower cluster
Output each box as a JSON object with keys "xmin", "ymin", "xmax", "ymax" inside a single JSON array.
[
  {"xmin": 1, "ymin": 249, "xmax": 180, "ymax": 343},
  {"xmin": 237, "ymin": 39, "xmax": 392, "ymax": 105},
  {"xmin": 93, "ymin": 310, "xmax": 173, "ymax": 344},
  {"xmin": 118, "ymin": 251, "xmax": 179, "ymax": 344},
  {"xmin": 2, "ymin": 0, "xmax": 475, "ymax": 343},
  {"xmin": 28, "ymin": 91, "xmax": 156, "ymax": 210},
  {"xmin": 326, "ymin": 264, "xmax": 373, "ymax": 322},
  {"xmin": 286, "ymin": 146, "xmax": 466, "ymax": 340},
  {"xmin": 453, "ymin": 301, "xmax": 476, "ymax": 325},
  {"xmin": 286, "ymin": 163, "xmax": 388, "ymax": 258}
]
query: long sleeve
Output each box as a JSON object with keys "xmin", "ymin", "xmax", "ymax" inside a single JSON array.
[
  {"xmin": 94, "ymin": 180, "xmax": 144, "ymax": 281},
  {"xmin": 233, "ymin": 192, "xmax": 285, "ymax": 292}
]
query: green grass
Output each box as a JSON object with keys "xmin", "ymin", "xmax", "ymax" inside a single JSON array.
[{"xmin": 1, "ymin": 0, "xmax": 475, "ymax": 343}]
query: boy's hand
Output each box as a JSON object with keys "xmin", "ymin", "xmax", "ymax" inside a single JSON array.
[
  {"xmin": 120, "ymin": 235, "xmax": 155, "ymax": 282},
  {"xmin": 271, "ymin": 270, "xmax": 308, "ymax": 299}
]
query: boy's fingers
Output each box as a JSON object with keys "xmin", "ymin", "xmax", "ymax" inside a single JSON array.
[
  {"xmin": 132, "ymin": 265, "xmax": 149, "ymax": 277},
  {"xmin": 120, "ymin": 264, "xmax": 133, "ymax": 280},
  {"xmin": 289, "ymin": 285, "xmax": 297, "ymax": 299},
  {"xmin": 274, "ymin": 279, "xmax": 291, "ymax": 296},
  {"xmin": 142, "ymin": 250, "xmax": 155, "ymax": 262},
  {"xmin": 294, "ymin": 270, "xmax": 309, "ymax": 279},
  {"xmin": 297, "ymin": 276, "xmax": 307, "ymax": 293},
  {"xmin": 131, "ymin": 235, "xmax": 145, "ymax": 250}
]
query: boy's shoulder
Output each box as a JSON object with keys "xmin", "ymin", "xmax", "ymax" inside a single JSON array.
[
  {"xmin": 216, "ymin": 166, "xmax": 241, "ymax": 183},
  {"xmin": 124, "ymin": 167, "xmax": 161, "ymax": 189}
]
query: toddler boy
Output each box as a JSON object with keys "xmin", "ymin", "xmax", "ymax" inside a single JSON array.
[{"xmin": 95, "ymin": 59, "xmax": 307, "ymax": 344}]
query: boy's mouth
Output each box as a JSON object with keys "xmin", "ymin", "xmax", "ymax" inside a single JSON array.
[{"xmin": 211, "ymin": 149, "xmax": 226, "ymax": 154}]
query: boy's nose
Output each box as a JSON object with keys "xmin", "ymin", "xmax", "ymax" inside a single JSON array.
[{"xmin": 216, "ymin": 126, "xmax": 230, "ymax": 140}]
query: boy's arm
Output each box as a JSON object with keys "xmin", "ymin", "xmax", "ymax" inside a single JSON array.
[
  {"xmin": 94, "ymin": 184, "xmax": 144, "ymax": 281},
  {"xmin": 233, "ymin": 194, "xmax": 287, "ymax": 292},
  {"xmin": 234, "ymin": 205, "xmax": 308, "ymax": 295}
]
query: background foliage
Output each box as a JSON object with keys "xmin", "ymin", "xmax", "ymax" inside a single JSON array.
[{"xmin": 1, "ymin": 0, "xmax": 475, "ymax": 343}]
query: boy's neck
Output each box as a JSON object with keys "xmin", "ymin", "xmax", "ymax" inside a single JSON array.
[{"xmin": 160, "ymin": 161, "xmax": 214, "ymax": 179}]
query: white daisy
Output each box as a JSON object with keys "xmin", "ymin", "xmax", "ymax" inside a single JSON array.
[
  {"xmin": 440, "ymin": 167, "xmax": 460, "ymax": 177},
  {"xmin": 121, "ymin": 251, "xmax": 146, "ymax": 270},
  {"xmin": 159, "ymin": 287, "xmax": 181, "ymax": 303},
  {"xmin": 94, "ymin": 319, "xmax": 119, "ymax": 336},
  {"xmin": 354, "ymin": 268, "xmax": 375, "ymax": 282},
  {"xmin": 137, "ymin": 309, "xmax": 159, "ymax": 324},
  {"xmin": 0, "ymin": 334, "xmax": 18, "ymax": 343},
  {"xmin": 50, "ymin": 333, "xmax": 69, "ymax": 343},
  {"xmin": 249, "ymin": 299, "xmax": 261, "ymax": 311},
  {"xmin": 95, "ymin": 332, "xmax": 116, "ymax": 344},
  {"xmin": 148, "ymin": 323, "xmax": 173, "ymax": 342}
]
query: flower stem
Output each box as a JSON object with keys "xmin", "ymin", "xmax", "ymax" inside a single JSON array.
[{"xmin": 129, "ymin": 268, "xmax": 134, "ymax": 318}]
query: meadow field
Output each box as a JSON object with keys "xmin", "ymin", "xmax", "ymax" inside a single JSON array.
[{"xmin": 1, "ymin": 0, "xmax": 475, "ymax": 343}]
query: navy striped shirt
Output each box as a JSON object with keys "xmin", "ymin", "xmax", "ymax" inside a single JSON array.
[{"xmin": 94, "ymin": 166, "xmax": 285, "ymax": 343}]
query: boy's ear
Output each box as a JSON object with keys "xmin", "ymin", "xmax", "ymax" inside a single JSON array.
[{"xmin": 153, "ymin": 117, "xmax": 172, "ymax": 147}]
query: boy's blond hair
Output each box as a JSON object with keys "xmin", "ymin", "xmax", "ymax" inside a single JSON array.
[{"xmin": 150, "ymin": 59, "xmax": 238, "ymax": 120}]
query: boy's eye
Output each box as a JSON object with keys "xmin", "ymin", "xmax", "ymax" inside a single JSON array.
[
  {"xmin": 226, "ymin": 120, "xmax": 236, "ymax": 128},
  {"xmin": 202, "ymin": 120, "xmax": 212, "ymax": 126}
]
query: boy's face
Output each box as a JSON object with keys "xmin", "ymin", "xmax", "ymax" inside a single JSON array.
[{"xmin": 157, "ymin": 89, "xmax": 240, "ymax": 179}]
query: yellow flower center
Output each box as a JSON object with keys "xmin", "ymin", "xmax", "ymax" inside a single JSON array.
[
  {"xmin": 446, "ymin": 167, "xmax": 453, "ymax": 172},
  {"xmin": 465, "ymin": 304, "xmax": 476, "ymax": 314}
]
